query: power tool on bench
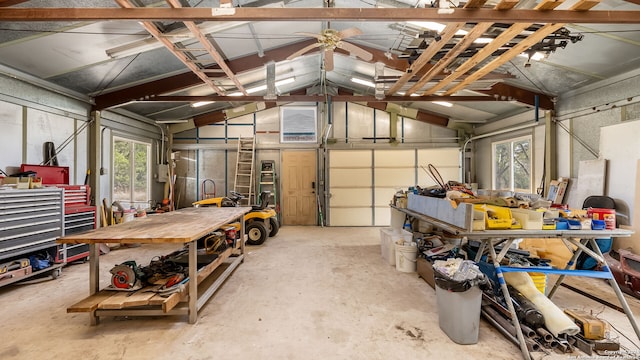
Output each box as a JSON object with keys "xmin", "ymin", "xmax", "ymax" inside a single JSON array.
[{"xmin": 109, "ymin": 260, "xmax": 144, "ymax": 291}]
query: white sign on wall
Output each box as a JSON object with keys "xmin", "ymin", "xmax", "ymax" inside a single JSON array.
[{"xmin": 280, "ymin": 106, "xmax": 317, "ymax": 143}]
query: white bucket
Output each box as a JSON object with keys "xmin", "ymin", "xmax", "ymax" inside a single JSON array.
[{"xmin": 395, "ymin": 242, "xmax": 418, "ymax": 272}]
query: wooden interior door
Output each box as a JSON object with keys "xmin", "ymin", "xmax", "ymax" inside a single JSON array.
[{"xmin": 281, "ymin": 150, "xmax": 317, "ymax": 225}]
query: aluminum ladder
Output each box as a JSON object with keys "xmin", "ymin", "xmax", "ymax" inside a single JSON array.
[{"xmin": 233, "ymin": 137, "xmax": 255, "ymax": 206}]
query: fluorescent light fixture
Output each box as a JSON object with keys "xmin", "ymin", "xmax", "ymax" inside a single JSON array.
[
  {"xmin": 228, "ymin": 77, "xmax": 296, "ymax": 96},
  {"xmin": 397, "ymin": 92, "xmax": 420, "ymax": 97},
  {"xmin": 155, "ymin": 119, "xmax": 189, "ymax": 124},
  {"xmin": 191, "ymin": 101, "xmax": 215, "ymax": 108},
  {"xmin": 351, "ymin": 77, "xmax": 376, "ymax": 88},
  {"xmin": 432, "ymin": 101, "xmax": 453, "ymax": 107},
  {"xmin": 474, "ymin": 38, "xmax": 494, "ymax": 44},
  {"xmin": 519, "ymin": 52, "xmax": 545, "ymax": 61},
  {"xmin": 407, "ymin": 21, "xmax": 468, "ymax": 36}
]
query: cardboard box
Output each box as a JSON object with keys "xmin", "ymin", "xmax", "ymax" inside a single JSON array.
[{"xmin": 417, "ymin": 258, "xmax": 435, "ymax": 289}]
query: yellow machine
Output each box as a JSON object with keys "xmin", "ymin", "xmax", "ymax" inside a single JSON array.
[
  {"xmin": 193, "ymin": 191, "xmax": 278, "ymax": 245},
  {"xmin": 564, "ymin": 309, "xmax": 606, "ymax": 340}
]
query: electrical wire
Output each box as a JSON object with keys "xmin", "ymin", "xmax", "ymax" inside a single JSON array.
[{"xmin": 92, "ymin": 53, "xmax": 141, "ymax": 96}]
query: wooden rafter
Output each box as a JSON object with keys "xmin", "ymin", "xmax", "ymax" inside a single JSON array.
[
  {"xmin": 444, "ymin": 23, "xmax": 566, "ymax": 95},
  {"xmin": 386, "ymin": 0, "xmax": 490, "ymax": 95},
  {"xmin": 114, "ymin": 0, "xmax": 226, "ymax": 95},
  {"xmin": 386, "ymin": 23, "xmax": 465, "ymax": 95},
  {"xmin": 165, "ymin": 0, "xmax": 247, "ymax": 95}
]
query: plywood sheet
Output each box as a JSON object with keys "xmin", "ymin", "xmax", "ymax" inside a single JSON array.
[
  {"xmin": 566, "ymin": 159, "xmax": 607, "ymax": 208},
  {"xmin": 329, "ymin": 208, "xmax": 371, "ymax": 226}
]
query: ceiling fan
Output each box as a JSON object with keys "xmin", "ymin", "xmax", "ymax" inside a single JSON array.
[{"xmin": 286, "ymin": 28, "xmax": 373, "ymax": 71}]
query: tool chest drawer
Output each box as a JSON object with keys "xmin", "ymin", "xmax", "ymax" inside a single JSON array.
[{"xmin": 0, "ymin": 188, "xmax": 63, "ymax": 261}]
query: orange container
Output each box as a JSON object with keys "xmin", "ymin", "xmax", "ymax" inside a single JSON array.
[{"xmin": 588, "ymin": 208, "xmax": 616, "ymax": 229}]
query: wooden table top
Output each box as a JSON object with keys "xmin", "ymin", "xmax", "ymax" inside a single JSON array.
[{"xmin": 57, "ymin": 206, "xmax": 251, "ymax": 244}]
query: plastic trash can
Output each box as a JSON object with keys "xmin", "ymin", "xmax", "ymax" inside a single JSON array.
[{"xmin": 434, "ymin": 270, "xmax": 483, "ymax": 344}]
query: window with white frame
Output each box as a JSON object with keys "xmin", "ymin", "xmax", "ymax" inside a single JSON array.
[
  {"xmin": 112, "ymin": 137, "xmax": 151, "ymax": 208},
  {"xmin": 492, "ymin": 136, "xmax": 532, "ymax": 192}
]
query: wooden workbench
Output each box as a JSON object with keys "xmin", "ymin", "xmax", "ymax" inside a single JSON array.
[{"xmin": 57, "ymin": 206, "xmax": 251, "ymax": 325}]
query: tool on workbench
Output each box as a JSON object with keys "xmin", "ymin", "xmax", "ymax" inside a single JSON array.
[{"xmin": 108, "ymin": 261, "xmax": 143, "ymax": 291}]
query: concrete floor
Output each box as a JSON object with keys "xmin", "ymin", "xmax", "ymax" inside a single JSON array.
[{"xmin": 0, "ymin": 226, "xmax": 639, "ymax": 360}]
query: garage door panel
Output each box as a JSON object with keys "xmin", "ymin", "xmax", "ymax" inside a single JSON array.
[
  {"xmin": 330, "ymin": 168, "xmax": 371, "ymax": 187},
  {"xmin": 374, "ymin": 187, "xmax": 398, "ymax": 207},
  {"xmin": 329, "ymin": 150, "xmax": 371, "ymax": 167},
  {"xmin": 417, "ymin": 167, "xmax": 461, "ymax": 187},
  {"xmin": 417, "ymin": 148, "xmax": 460, "ymax": 167},
  {"xmin": 330, "ymin": 188, "xmax": 372, "ymax": 207},
  {"xmin": 375, "ymin": 207, "xmax": 392, "ymax": 226},
  {"xmin": 330, "ymin": 208, "xmax": 372, "ymax": 226},
  {"xmin": 375, "ymin": 149, "xmax": 415, "ymax": 167},
  {"xmin": 375, "ymin": 168, "xmax": 414, "ymax": 187}
]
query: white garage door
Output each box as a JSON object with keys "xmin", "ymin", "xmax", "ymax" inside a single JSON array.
[{"xmin": 328, "ymin": 148, "xmax": 460, "ymax": 226}]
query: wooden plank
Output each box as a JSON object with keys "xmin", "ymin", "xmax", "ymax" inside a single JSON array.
[
  {"xmin": 67, "ymin": 290, "xmax": 116, "ymax": 313},
  {"xmin": 98, "ymin": 291, "xmax": 135, "ymax": 310},
  {"xmin": 570, "ymin": 0, "xmax": 601, "ymax": 11},
  {"xmin": 534, "ymin": 0, "xmax": 565, "ymax": 11},
  {"xmin": 58, "ymin": 206, "xmax": 250, "ymax": 244},
  {"xmin": 494, "ymin": 0, "xmax": 520, "ymax": 10},
  {"xmin": 119, "ymin": 290, "xmax": 157, "ymax": 308},
  {"xmin": 464, "ymin": 0, "xmax": 489, "ymax": 8}
]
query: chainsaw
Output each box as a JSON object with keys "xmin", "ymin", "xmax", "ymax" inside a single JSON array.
[{"xmin": 109, "ymin": 260, "xmax": 144, "ymax": 291}]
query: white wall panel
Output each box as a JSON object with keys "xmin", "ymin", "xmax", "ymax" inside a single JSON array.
[
  {"xmin": 375, "ymin": 109, "xmax": 390, "ymax": 139},
  {"xmin": 329, "ymin": 208, "xmax": 372, "ymax": 226},
  {"xmin": 227, "ymin": 124, "xmax": 254, "ymax": 139},
  {"xmin": 26, "ymin": 108, "xmax": 75, "ymax": 174},
  {"xmin": 74, "ymin": 119, "xmax": 88, "ymax": 185},
  {"xmin": 332, "ymin": 102, "xmax": 347, "ymax": 141},
  {"xmin": 329, "ymin": 150, "xmax": 371, "ymax": 167},
  {"xmin": 0, "ymin": 100, "xmax": 23, "ymax": 171},
  {"xmin": 347, "ymin": 103, "xmax": 374, "ymax": 139},
  {"xmin": 198, "ymin": 124, "xmax": 225, "ymax": 138}
]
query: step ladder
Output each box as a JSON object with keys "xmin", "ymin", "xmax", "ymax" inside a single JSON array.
[
  {"xmin": 258, "ymin": 160, "xmax": 278, "ymax": 213},
  {"xmin": 233, "ymin": 137, "xmax": 255, "ymax": 206}
]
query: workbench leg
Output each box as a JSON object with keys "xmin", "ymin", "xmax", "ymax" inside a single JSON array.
[
  {"xmin": 89, "ymin": 243, "xmax": 100, "ymax": 326},
  {"xmin": 588, "ymin": 238, "xmax": 640, "ymax": 341},
  {"xmin": 547, "ymin": 239, "xmax": 586, "ymax": 299},
  {"xmin": 487, "ymin": 240, "xmax": 531, "ymax": 360},
  {"xmin": 188, "ymin": 240, "xmax": 197, "ymax": 324}
]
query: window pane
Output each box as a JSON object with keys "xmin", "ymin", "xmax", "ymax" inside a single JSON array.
[
  {"xmin": 513, "ymin": 139, "xmax": 531, "ymax": 191},
  {"xmin": 133, "ymin": 143, "xmax": 149, "ymax": 202},
  {"xmin": 113, "ymin": 140, "xmax": 131, "ymax": 201},
  {"xmin": 494, "ymin": 143, "xmax": 511, "ymax": 190}
]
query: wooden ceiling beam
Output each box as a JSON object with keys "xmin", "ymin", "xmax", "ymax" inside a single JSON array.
[
  {"xmin": 478, "ymin": 83, "xmax": 554, "ymax": 110},
  {"xmin": 1, "ymin": 8, "xmax": 639, "ymax": 24},
  {"xmin": 134, "ymin": 94, "xmax": 497, "ymax": 103}
]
